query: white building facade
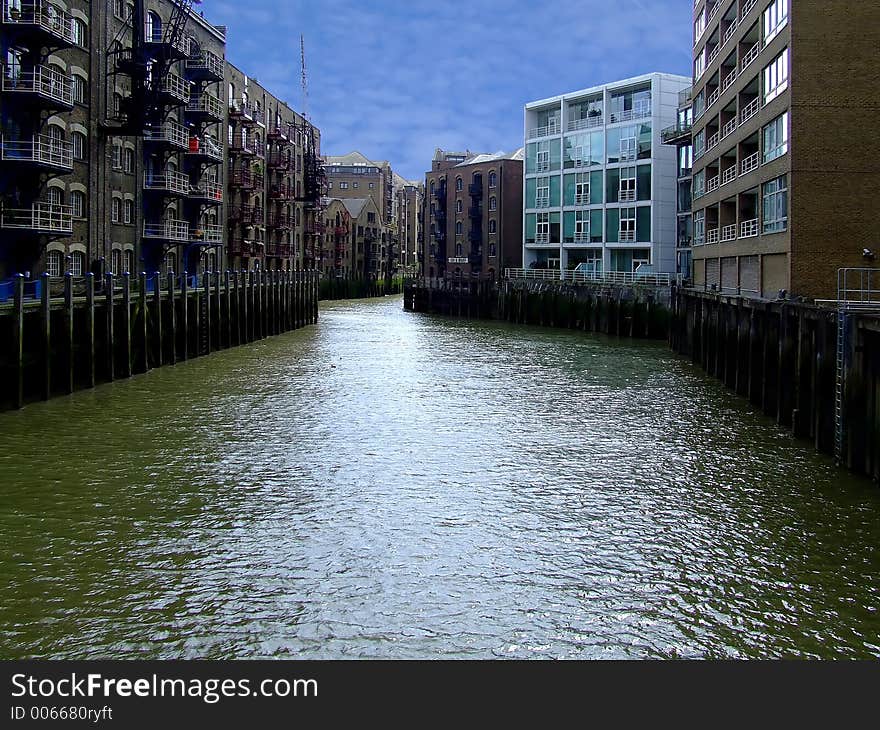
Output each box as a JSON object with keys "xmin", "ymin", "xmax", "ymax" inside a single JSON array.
[{"xmin": 522, "ymin": 72, "xmax": 691, "ymax": 276}]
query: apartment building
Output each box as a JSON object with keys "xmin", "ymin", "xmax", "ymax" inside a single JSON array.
[
  {"xmin": 661, "ymin": 87, "xmax": 695, "ymax": 280},
  {"xmin": 323, "ymin": 151, "xmax": 393, "ymax": 225},
  {"xmin": 424, "ymin": 147, "xmax": 523, "ymax": 280},
  {"xmin": 341, "ymin": 196, "xmax": 392, "ymax": 281},
  {"xmin": 522, "ymin": 73, "xmax": 690, "ymax": 276},
  {"xmin": 0, "ymin": 0, "xmax": 321, "ymax": 287},
  {"xmin": 690, "ymin": 0, "xmax": 880, "ymax": 300},
  {"xmin": 319, "ymin": 197, "xmax": 351, "ymax": 280},
  {"xmin": 393, "ymin": 173, "xmax": 423, "ymax": 277}
]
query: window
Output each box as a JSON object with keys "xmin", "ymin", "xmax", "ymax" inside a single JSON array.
[
  {"xmin": 72, "ymin": 131, "xmax": 85, "ymax": 160},
  {"xmin": 536, "ymin": 177, "xmax": 550, "ymax": 207},
  {"xmin": 489, "ymin": 196, "xmax": 497, "ymax": 211},
  {"xmin": 146, "ymin": 11, "xmax": 161, "ymax": 42},
  {"xmin": 112, "ymin": 249, "xmax": 122, "ymax": 274},
  {"xmin": 340, "ymin": 182, "xmax": 348, "ymax": 190},
  {"xmin": 46, "ymin": 250, "xmax": 62, "ymax": 277},
  {"xmin": 763, "ymin": 0, "xmax": 788, "ymax": 43},
  {"xmin": 126, "ymin": 3, "xmax": 133, "ymax": 19},
  {"xmin": 48, "ymin": 186, "xmax": 62, "ymax": 205},
  {"xmin": 125, "ymin": 250, "xmax": 134, "ymax": 273},
  {"xmin": 73, "ymin": 18, "xmax": 87, "ymax": 47},
  {"xmin": 762, "ymin": 175, "xmax": 788, "ymax": 233},
  {"xmin": 73, "ymin": 75, "xmax": 86, "ymax": 104},
  {"xmin": 111, "ymin": 144, "xmax": 122, "ymax": 170},
  {"xmin": 113, "ymin": 93, "xmax": 123, "ymax": 118},
  {"xmin": 367, "ymin": 212, "xmax": 375, "ymax": 222},
  {"xmin": 536, "ymin": 213, "xmax": 550, "ymax": 242},
  {"xmin": 456, "ymin": 200, "xmax": 463, "ymax": 213},
  {"xmin": 575, "ymin": 173, "xmax": 590, "ymax": 205},
  {"xmin": 763, "ymin": 48, "xmax": 789, "ymax": 104},
  {"xmin": 111, "ymin": 198, "xmax": 121, "ymax": 222},
  {"xmin": 693, "ymin": 170, "xmax": 705, "ymax": 198},
  {"xmin": 455, "ymin": 243, "xmax": 463, "ymax": 256},
  {"xmin": 694, "ymin": 210, "xmax": 705, "ymax": 245},
  {"xmin": 70, "ymin": 190, "xmax": 85, "ymax": 218},
  {"xmin": 124, "ymin": 199, "xmax": 134, "ymax": 224},
  {"xmin": 70, "ymin": 251, "xmax": 84, "ymax": 276},
  {"xmin": 620, "ymin": 135, "xmax": 637, "ymax": 162},
  {"xmin": 123, "ymin": 148, "xmax": 134, "ymax": 172},
  {"xmin": 368, "ymin": 182, "xmax": 374, "ymax": 189},
  {"xmin": 488, "ymin": 220, "xmax": 497, "ymax": 234},
  {"xmin": 455, "ymin": 178, "xmax": 463, "ymax": 191},
  {"xmin": 693, "ymin": 129, "xmax": 705, "ymax": 158},
  {"xmin": 574, "ymin": 211, "xmax": 590, "ymax": 242},
  {"xmin": 429, "ymin": 181, "xmax": 435, "ymax": 195},
  {"xmin": 455, "ymin": 221, "xmax": 462, "ymax": 235},
  {"xmin": 619, "ymin": 207, "xmax": 636, "ymax": 242},
  {"xmin": 113, "ymin": 0, "xmax": 124, "ymax": 18},
  {"xmin": 352, "ymin": 182, "xmax": 358, "ymax": 188},
  {"xmin": 619, "ymin": 167, "xmax": 637, "ymax": 202},
  {"xmin": 489, "ymin": 243, "xmax": 496, "ymax": 256},
  {"xmin": 694, "ymin": 49, "xmax": 705, "ymax": 80},
  {"xmin": 762, "ymin": 112, "xmax": 789, "ymax": 163},
  {"xmin": 489, "ymin": 172, "xmax": 497, "ymax": 187},
  {"xmin": 694, "ymin": 12, "xmax": 706, "ymax": 43}
]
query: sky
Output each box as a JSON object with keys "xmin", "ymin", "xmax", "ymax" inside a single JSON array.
[{"xmin": 200, "ymin": 0, "xmax": 693, "ymax": 181}]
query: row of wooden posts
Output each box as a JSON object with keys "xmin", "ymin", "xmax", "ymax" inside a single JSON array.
[{"xmin": 3, "ymin": 268, "xmax": 319, "ymax": 410}]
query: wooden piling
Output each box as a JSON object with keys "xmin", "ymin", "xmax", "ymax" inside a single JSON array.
[
  {"xmin": 122, "ymin": 272, "xmax": 132, "ymax": 378},
  {"xmin": 167, "ymin": 272, "xmax": 177, "ymax": 366},
  {"xmin": 180, "ymin": 272, "xmax": 188, "ymax": 361},
  {"xmin": 40, "ymin": 273, "xmax": 51, "ymax": 400},
  {"xmin": 12, "ymin": 274, "xmax": 24, "ymax": 409},
  {"xmin": 153, "ymin": 272, "xmax": 163, "ymax": 366},
  {"xmin": 105, "ymin": 273, "xmax": 115, "ymax": 380},
  {"xmin": 85, "ymin": 273, "xmax": 95, "ymax": 388},
  {"xmin": 64, "ymin": 272, "xmax": 74, "ymax": 394},
  {"xmin": 138, "ymin": 272, "xmax": 148, "ymax": 374}
]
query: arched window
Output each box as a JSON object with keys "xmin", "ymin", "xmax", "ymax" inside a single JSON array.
[
  {"xmin": 124, "ymin": 148, "xmax": 135, "ymax": 172},
  {"xmin": 429, "ymin": 181, "xmax": 435, "ymax": 195},
  {"xmin": 489, "ymin": 171, "xmax": 497, "ymax": 187},
  {"xmin": 488, "ymin": 220, "xmax": 497, "ymax": 234},
  {"xmin": 71, "ymin": 131, "xmax": 86, "ymax": 160},
  {"xmin": 456, "ymin": 200, "xmax": 462, "ymax": 213},
  {"xmin": 455, "ymin": 177, "xmax": 463, "ymax": 191},
  {"xmin": 489, "ymin": 243, "xmax": 496, "ymax": 257},
  {"xmin": 455, "ymin": 243, "xmax": 462, "ymax": 256},
  {"xmin": 111, "ymin": 198, "xmax": 121, "ymax": 222},
  {"xmin": 146, "ymin": 12, "xmax": 161, "ymax": 42},
  {"xmin": 455, "ymin": 221, "xmax": 462, "ymax": 235},
  {"xmin": 46, "ymin": 250, "xmax": 63, "ymax": 277},
  {"xmin": 124, "ymin": 199, "xmax": 134, "ymax": 223},
  {"xmin": 489, "ymin": 196, "xmax": 497, "ymax": 211},
  {"xmin": 124, "ymin": 250, "xmax": 134, "ymax": 273},
  {"xmin": 111, "ymin": 248, "xmax": 122, "ymax": 274},
  {"xmin": 70, "ymin": 251, "xmax": 85, "ymax": 276},
  {"xmin": 70, "ymin": 190, "xmax": 85, "ymax": 218},
  {"xmin": 113, "ymin": 92, "xmax": 123, "ymax": 118},
  {"xmin": 73, "ymin": 18, "xmax": 87, "ymax": 47},
  {"xmin": 47, "ymin": 186, "xmax": 63, "ymax": 205}
]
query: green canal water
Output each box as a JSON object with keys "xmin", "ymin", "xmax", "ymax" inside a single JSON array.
[{"xmin": 1, "ymin": 296, "xmax": 879, "ymax": 659}]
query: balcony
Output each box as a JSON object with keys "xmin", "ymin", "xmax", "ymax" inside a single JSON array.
[
  {"xmin": 721, "ymin": 19, "xmax": 739, "ymax": 48},
  {"xmin": 143, "ymin": 171, "xmax": 189, "ymax": 196},
  {"xmin": 740, "ymin": 41, "xmax": 761, "ymax": 73},
  {"xmin": 720, "ymin": 117, "xmax": 738, "ymax": 140},
  {"xmin": 568, "ymin": 114, "xmax": 603, "ymax": 132},
  {"xmin": 227, "ymin": 236, "xmax": 256, "ymax": 257},
  {"xmin": 619, "ymin": 230, "xmax": 636, "ymax": 243},
  {"xmin": 661, "ymin": 121, "xmax": 693, "ymax": 145},
  {"xmin": 144, "ymin": 24, "xmax": 190, "ymax": 59},
  {"xmin": 144, "ymin": 122, "xmax": 189, "ymax": 150},
  {"xmin": 186, "ymin": 133, "xmax": 222, "ymax": 163},
  {"xmin": 229, "ymin": 99, "xmax": 264, "ymax": 126},
  {"xmin": 609, "ymin": 105, "xmax": 651, "ymax": 124},
  {"xmin": 185, "ymin": 49, "xmax": 224, "ymax": 81},
  {"xmin": 1, "ymin": 134, "xmax": 72, "ymax": 171},
  {"xmin": 534, "ymin": 233, "xmax": 550, "ymax": 244},
  {"xmin": 267, "ymin": 212, "xmax": 292, "ymax": 229},
  {"xmin": 707, "ymin": 175, "xmax": 719, "ymax": 193},
  {"xmin": 0, "ymin": 202, "xmax": 72, "ymax": 234},
  {"xmin": 574, "ymin": 193, "xmax": 590, "ymax": 206},
  {"xmin": 706, "ymin": 228, "xmax": 719, "ymax": 244},
  {"xmin": 143, "ymin": 219, "xmax": 190, "ymax": 242},
  {"xmin": 527, "ymin": 120, "xmax": 560, "ymax": 139},
  {"xmin": 468, "ymin": 183, "xmax": 482, "ymax": 197},
  {"xmin": 268, "ymin": 183, "xmax": 292, "ymax": 200},
  {"xmin": 229, "ymin": 136, "xmax": 262, "ymax": 157},
  {"xmin": 228, "ymin": 205, "xmax": 263, "ymax": 225},
  {"xmin": 1, "ymin": 1, "xmax": 75, "ymax": 47},
  {"xmin": 266, "ymin": 150, "xmax": 291, "ymax": 169},
  {"xmin": 707, "ymin": 87, "xmax": 720, "ymax": 110},
  {"xmin": 186, "ymin": 92, "xmax": 223, "ymax": 122},
  {"xmin": 706, "ymin": 132, "xmax": 720, "ymax": 153},
  {"xmin": 229, "ymin": 168, "xmax": 263, "ymax": 189},
  {"xmin": 2, "ymin": 64, "xmax": 73, "ymax": 109},
  {"xmin": 190, "ymin": 224, "xmax": 223, "ymax": 244},
  {"xmin": 740, "ymin": 218, "xmax": 759, "ymax": 238},
  {"xmin": 740, "ymin": 97, "xmax": 760, "ymax": 125},
  {"xmin": 721, "ymin": 165, "xmax": 737, "ymax": 186},
  {"xmin": 619, "ymin": 189, "xmax": 637, "ymax": 202},
  {"xmin": 720, "ymin": 68, "xmax": 738, "ymax": 95},
  {"xmin": 738, "ymin": 151, "xmax": 759, "ymax": 175},
  {"xmin": 468, "ymin": 205, "xmax": 482, "ymax": 219},
  {"xmin": 741, "ymin": 0, "xmax": 758, "ymax": 19},
  {"xmin": 721, "ymin": 223, "xmax": 737, "ymax": 242},
  {"xmin": 159, "ymin": 73, "xmax": 189, "ymax": 105},
  {"xmin": 188, "ymin": 179, "xmax": 223, "ymax": 203},
  {"xmin": 267, "ymin": 126, "xmax": 291, "ymax": 144},
  {"xmin": 572, "ymin": 232, "xmax": 591, "ymax": 243},
  {"xmin": 534, "ymin": 196, "xmax": 551, "ymax": 209}
]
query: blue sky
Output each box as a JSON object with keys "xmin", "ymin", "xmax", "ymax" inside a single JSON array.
[{"xmin": 202, "ymin": 0, "xmax": 693, "ymax": 180}]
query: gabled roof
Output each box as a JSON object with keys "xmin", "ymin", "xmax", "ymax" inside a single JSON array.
[
  {"xmin": 324, "ymin": 151, "xmax": 389, "ymax": 168},
  {"xmin": 339, "ymin": 197, "xmax": 380, "ymax": 220},
  {"xmin": 457, "ymin": 148, "xmax": 524, "ymax": 166}
]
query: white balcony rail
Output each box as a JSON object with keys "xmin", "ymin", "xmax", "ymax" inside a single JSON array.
[
  {"xmin": 535, "ymin": 161, "xmax": 551, "ymax": 173},
  {"xmin": 707, "ymin": 88, "xmax": 720, "ymax": 109},
  {"xmin": 161, "ymin": 72, "xmax": 188, "ymax": 102},
  {"xmin": 572, "ymin": 232, "xmax": 591, "ymax": 243},
  {"xmin": 619, "ymin": 189, "xmax": 637, "ymax": 202},
  {"xmin": 721, "ymin": 18, "xmax": 739, "ymax": 47},
  {"xmin": 619, "ymin": 230, "xmax": 636, "ymax": 242},
  {"xmin": 1, "ymin": 134, "xmax": 72, "ymax": 168},
  {"xmin": 192, "ymin": 223, "xmax": 223, "ymax": 243},
  {"xmin": 189, "ymin": 133, "xmax": 222, "ymax": 161},
  {"xmin": 740, "ymin": 151, "xmax": 759, "ymax": 174},
  {"xmin": 144, "ymin": 24, "xmax": 190, "ymax": 55},
  {"xmin": 143, "ymin": 219, "xmax": 190, "ymax": 241},
  {"xmin": 534, "ymin": 196, "xmax": 550, "ymax": 208},
  {"xmin": 721, "ymin": 166, "xmax": 737, "ymax": 185},
  {"xmin": 574, "ymin": 193, "xmax": 590, "ymax": 205},
  {"xmin": 609, "ymin": 106, "xmax": 651, "ymax": 124},
  {"xmin": 707, "ymin": 46, "xmax": 720, "ymax": 67},
  {"xmin": 506, "ymin": 268, "xmax": 675, "ymax": 287},
  {"xmin": 740, "ymin": 218, "xmax": 759, "ymax": 238},
  {"xmin": 567, "ymin": 115, "xmax": 603, "ymax": 132},
  {"xmin": 144, "ymin": 122, "xmax": 188, "ymax": 149},
  {"xmin": 1, "ymin": 202, "xmax": 73, "ymax": 232},
  {"xmin": 534, "ymin": 233, "xmax": 550, "ymax": 243},
  {"xmin": 740, "ymin": 97, "xmax": 760, "ymax": 124},
  {"xmin": 143, "ymin": 171, "xmax": 189, "ymax": 195},
  {"xmin": 708, "ymin": 1, "xmax": 720, "ymax": 23},
  {"xmin": 706, "ymin": 228, "xmax": 720, "ymax": 244},
  {"xmin": 2, "ymin": 1, "xmax": 75, "ymax": 44},
  {"xmin": 720, "ymin": 68, "xmax": 738, "ymax": 94},
  {"xmin": 191, "ymin": 180, "xmax": 223, "ymax": 201},
  {"xmin": 741, "ymin": 41, "xmax": 761, "ymax": 72},
  {"xmin": 186, "ymin": 50, "xmax": 224, "ymax": 78},
  {"xmin": 707, "ymin": 132, "xmax": 720, "ymax": 151},
  {"xmin": 528, "ymin": 120, "xmax": 560, "ymax": 138},
  {"xmin": 2, "ymin": 64, "xmax": 73, "ymax": 105},
  {"xmin": 188, "ymin": 92, "xmax": 223, "ymax": 118},
  {"xmin": 721, "ymin": 223, "xmax": 737, "ymax": 241},
  {"xmin": 721, "ymin": 117, "xmax": 738, "ymax": 139},
  {"xmin": 741, "ymin": 0, "xmax": 757, "ymax": 20},
  {"xmin": 707, "ymin": 175, "xmax": 719, "ymax": 192}
]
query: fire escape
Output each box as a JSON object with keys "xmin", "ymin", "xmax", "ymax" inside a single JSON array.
[
  {"xmin": 265, "ymin": 121, "xmax": 294, "ymax": 261},
  {"xmin": 432, "ymin": 178, "xmax": 447, "ymax": 273},
  {"xmin": 333, "ymin": 214, "xmax": 348, "ymax": 277},
  {"xmin": 295, "ymin": 117, "xmax": 326, "ymax": 270},
  {"xmin": 468, "ymin": 174, "xmax": 483, "ymax": 276},
  {"xmin": 0, "ymin": 0, "xmax": 77, "ymax": 274},
  {"xmin": 227, "ymin": 93, "xmax": 265, "ymax": 262}
]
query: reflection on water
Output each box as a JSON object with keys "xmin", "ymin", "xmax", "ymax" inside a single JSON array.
[{"xmin": 0, "ymin": 296, "xmax": 878, "ymax": 659}]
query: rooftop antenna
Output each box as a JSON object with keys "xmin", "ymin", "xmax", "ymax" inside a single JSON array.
[{"xmin": 300, "ymin": 34, "xmax": 310, "ymax": 122}]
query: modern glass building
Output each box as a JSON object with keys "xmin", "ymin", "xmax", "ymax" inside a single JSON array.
[{"xmin": 522, "ymin": 72, "xmax": 691, "ymax": 276}]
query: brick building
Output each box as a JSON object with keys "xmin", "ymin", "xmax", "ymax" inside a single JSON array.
[
  {"xmin": 393, "ymin": 172, "xmax": 423, "ymax": 277},
  {"xmin": 689, "ymin": 0, "xmax": 880, "ymax": 300}
]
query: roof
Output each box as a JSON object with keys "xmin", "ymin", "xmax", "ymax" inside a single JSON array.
[
  {"xmin": 525, "ymin": 71, "xmax": 691, "ymax": 109},
  {"xmin": 456, "ymin": 148, "xmax": 524, "ymax": 166},
  {"xmin": 339, "ymin": 198, "xmax": 370, "ymax": 218},
  {"xmin": 324, "ymin": 151, "xmax": 390, "ymax": 168}
]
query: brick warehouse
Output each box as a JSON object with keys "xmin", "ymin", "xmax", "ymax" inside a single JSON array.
[
  {"xmin": 0, "ymin": 0, "xmax": 323, "ymax": 289},
  {"xmin": 689, "ymin": 0, "xmax": 880, "ymax": 300}
]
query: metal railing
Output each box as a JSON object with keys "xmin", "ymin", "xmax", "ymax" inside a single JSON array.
[
  {"xmin": 0, "ymin": 202, "xmax": 73, "ymax": 232},
  {"xmin": 707, "ymin": 87, "xmax": 719, "ymax": 109},
  {"xmin": 741, "ymin": 0, "xmax": 757, "ymax": 19},
  {"xmin": 574, "ymin": 193, "xmax": 590, "ymax": 206},
  {"xmin": 740, "ymin": 41, "xmax": 761, "ymax": 72},
  {"xmin": 143, "ymin": 171, "xmax": 189, "ymax": 195},
  {"xmin": 619, "ymin": 189, "xmax": 637, "ymax": 202},
  {"xmin": 144, "ymin": 121, "xmax": 188, "ymax": 149},
  {"xmin": 619, "ymin": 230, "xmax": 636, "ymax": 242},
  {"xmin": 143, "ymin": 219, "xmax": 189, "ymax": 241},
  {"xmin": 2, "ymin": 64, "xmax": 73, "ymax": 106},
  {"xmin": 188, "ymin": 133, "xmax": 222, "ymax": 161},
  {"xmin": 721, "ymin": 18, "xmax": 739, "ymax": 47},
  {"xmin": 1, "ymin": 134, "xmax": 72, "ymax": 168},
  {"xmin": 706, "ymin": 228, "xmax": 719, "ymax": 244},
  {"xmin": 740, "ymin": 151, "xmax": 759, "ymax": 174},
  {"xmin": 707, "ymin": 131, "xmax": 720, "ymax": 152},
  {"xmin": 534, "ymin": 196, "xmax": 550, "ymax": 208},
  {"xmin": 720, "ymin": 68, "xmax": 738, "ymax": 94},
  {"xmin": 721, "ymin": 223, "xmax": 737, "ymax": 241},
  {"xmin": 185, "ymin": 49, "xmax": 224, "ymax": 79},
  {"xmin": 707, "ymin": 175, "xmax": 719, "ymax": 192},
  {"xmin": 229, "ymin": 98, "xmax": 264, "ymax": 126},
  {"xmin": 740, "ymin": 96, "xmax": 760, "ymax": 124},
  {"xmin": 160, "ymin": 72, "xmax": 188, "ymax": 103},
  {"xmin": 721, "ymin": 165, "xmax": 737, "ymax": 185},
  {"xmin": 506, "ymin": 268, "xmax": 675, "ymax": 286},
  {"xmin": 721, "ymin": 117, "xmax": 738, "ymax": 139},
  {"xmin": 187, "ymin": 92, "xmax": 223, "ymax": 119},
  {"xmin": 740, "ymin": 218, "xmax": 758, "ymax": 238},
  {"xmin": 2, "ymin": 1, "xmax": 75, "ymax": 44},
  {"xmin": 527, "ymin": 120, "xmax": 560, "ymax": 139},
  {"xmin": 608, "ymin": 106, "xmax": 652, "ymax": 124},
  {"xmin": 144, "ymin": 24, "xmax": 190, "ymax": 56},
  {"xmin": 191, "ymin": 224, "xmax": 223, "ymax": 243},
  {"xmin": 190, "ymin": 180, "xmax": 223, "ymax": 201},
  {"xmin": 534, "ymin": 233, "xmax": 550, "ymax": 243},
  {"xmin": 567, "ymin": 115, "xmax": 603, "ymax": 132}
]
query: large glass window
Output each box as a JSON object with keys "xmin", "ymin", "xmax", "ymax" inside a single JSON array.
[
  {"xmin": 763, "ymin": 0, "xmax": 788, "ymax": 43},
  {"xmin": 762, "ymin": 112, "xmax": 789, "ymax": 163},
  {"xmin": 564, "ymin": 131, "xmax": 603, "ymax": 169},
  {"xmin": 762, "ymin": 175, "xmax": 788, "ymax": 233},
  {"xmin": 607, "ymin": 124, "xmax": 651, "ymax": 164},
  {"xmin": 609, "ymin": 85, "xmax": 651, "ymax": 123},
  {"xmin": 693, "ymin": 210, "xmax": 705, "ymax": 245},
  {"xmin": 763, "ymin": 48, "xmax": 789, "ymax": 104}
]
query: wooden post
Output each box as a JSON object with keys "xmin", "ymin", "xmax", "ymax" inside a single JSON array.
[
  {"xmin": 11, "ymin": 274, "xmax": 24, "ymax": 409},
  {"xmin": 180, "ymin": 271, "xmax": 189, "ymax": 361},
  {"xmin": 105, "ymin": 272, "xmax": 115, "ymax": 381},
  {"xmin": 167, "ymin": 272, "xmax": 177, "ymax": 365},
  {"xmin": 40, "ymin": 272, "xmax": 51, "ymax": 399},
  {"xmin": 64, "ymin": 272, "xmax": 74, "ymax": 394},
  {"xmin": 224, "ymin": 271, "xmax": 232, "ymax": 348},
  {"xmin": 153, "ymin": 272, "xmax": 163, "ymax": 366},
  {"xmin": 244, "ymin": 270, "xmax": 251, "ymax": 343},
  {"xmin": 214, "ymin": 270, "xmax": 222, "ymax": 349},
  {"xmin": 234, "ymin": 270, "xmax": 242, "ymax": 346},
  {"xmin": 122, "ymin": 272, "xmax": 132, "ymax": 378},
  {"xmin": 138, "ymin": 272, "xmax": 148, "ymax": 373},
  {"xmin": 203, "ymin": 270, "xmax": 212, "ymax": 354},
  {"xmin": 85, "ymin": 273, "xmax": 95, "ymax": 388}
]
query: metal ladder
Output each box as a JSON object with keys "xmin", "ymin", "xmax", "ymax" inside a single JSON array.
[
  {"xmin": 199, "ymin": 289, "xmax": 209, "ymax": 356},
  {"xmin": 834, "ymin": 306, "xmax": 847, "ymax": 464}
]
